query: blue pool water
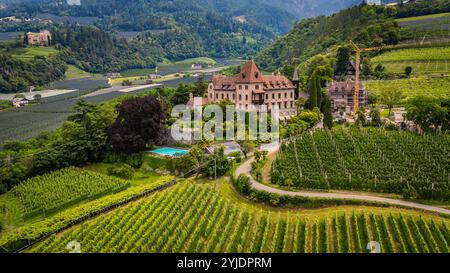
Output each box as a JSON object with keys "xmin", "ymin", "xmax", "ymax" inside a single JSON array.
[{"xmin": 151, "ymin": 147, "xmax": 189, "ymax": 157}]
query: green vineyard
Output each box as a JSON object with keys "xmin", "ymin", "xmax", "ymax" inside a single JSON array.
[
  {"xmin": 27, "ymin": 182, "xmax": 450, "ymax": 253},
  {"xmin": 271, "ymin": 128, "xmax": 450, "ymax": 200},
  {"xmin": 371, "ymin": 47, "xmax": 450, "ymax": 75},
  {"xmin": 11, "ymin": 167, "xmax": 130, "ymax": 217},
  {"xmin": 364, "ymin": 76, "xmax": 450, "ymax": 100}
]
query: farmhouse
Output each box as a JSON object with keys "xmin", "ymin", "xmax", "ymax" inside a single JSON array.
[
  {"xmin": 26, "ymin": 30, "xmax": 51, "ymax": 46},
  {"xmin": 191, "ymin": 64, "xmax": 203, "ymax": 70},
  {"xmin": 208, "ymin": 60, "xmax": 300, "ymax": 118},
  {"xmin": 327, "ymin": 79, "xmax": 368, "ymax": 114},
  {"xmin": 12, "ymin": 97, "xmax": 30, "ymax": 108}
]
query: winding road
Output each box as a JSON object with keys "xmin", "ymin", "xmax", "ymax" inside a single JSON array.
[{"xmin": 235, "ymin": 145, "xmax": 450, "ymax": 215}]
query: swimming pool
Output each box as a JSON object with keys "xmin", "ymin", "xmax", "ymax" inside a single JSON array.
[{"xmin": 151, "ymin": 147, "xmax": 189, "ymax": 157}]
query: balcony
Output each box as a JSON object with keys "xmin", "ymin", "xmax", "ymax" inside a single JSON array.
[{"xmin": 252, "ymin": 92, "xmax": 265, "ymax": 105}]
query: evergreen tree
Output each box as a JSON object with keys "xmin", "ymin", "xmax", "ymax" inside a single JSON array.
[
  {"xmin": 308, "ymin": 75, "xmax": 318, "ymax": 109},
  {"xmin": 323, "ymin": 96, "xmax": 333, "ymax": 130},
  {"xmin": 316, "ymin": 75, "xmax": 323, "ymax": 108}
]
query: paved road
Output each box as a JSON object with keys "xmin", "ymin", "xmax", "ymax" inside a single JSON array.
[{"xmin": 235, "ymin": 149, "xmax": 450, "ymax": 215}]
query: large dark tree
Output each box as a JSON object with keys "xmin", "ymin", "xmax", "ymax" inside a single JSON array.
[
  {"xmin": 335, "ymin": 46, "xmax": 351, "ymax": 76},
  {"xmin": 109, "ymin": 96, "xmax": 166, "ymax": 154}
]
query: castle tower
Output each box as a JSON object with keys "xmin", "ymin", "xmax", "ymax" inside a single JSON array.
[{"xmin": 292, "ymin": 67, "xmax": 300, "ymax": 99}]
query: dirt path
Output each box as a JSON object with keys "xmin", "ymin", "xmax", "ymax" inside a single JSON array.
[{"xmin": 235, "ymin": 146, "xmax": 450, "ymax": 215}]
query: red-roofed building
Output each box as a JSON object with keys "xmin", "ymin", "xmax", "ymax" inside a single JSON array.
[{"xmin": 208, "ymin": 60, "xmax": 300, "ymax": 118}]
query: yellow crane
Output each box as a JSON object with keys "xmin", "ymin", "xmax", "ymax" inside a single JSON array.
[{"xmin": 349, "ymin": 41, "xmax": 404, "ymax": 115}]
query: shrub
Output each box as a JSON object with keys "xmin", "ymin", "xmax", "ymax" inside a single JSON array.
[
  {"xmin": 233, "ymin": 174, "xmax": 251, "ymax": 195},
  {"xmin": 107, "ymin": 164, "xmax": 134, "ymax": 180},
  {"xmin": 126, "ymin": 153, "xmax": 144, "ymax": 169}
]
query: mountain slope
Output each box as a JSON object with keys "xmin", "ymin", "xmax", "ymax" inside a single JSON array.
[{"xmin": 255, "ymin": 3, "xmax": 401, "ymax": 71}]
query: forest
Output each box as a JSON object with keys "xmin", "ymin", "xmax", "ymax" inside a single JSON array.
[{"xmin": 0, "ymin": 51, "xmax": 66, "ymax": 93}]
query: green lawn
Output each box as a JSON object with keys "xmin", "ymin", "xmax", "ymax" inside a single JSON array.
[{"xmin": 10, "ymin": 46, "xmax": 59, "ymax": 61}]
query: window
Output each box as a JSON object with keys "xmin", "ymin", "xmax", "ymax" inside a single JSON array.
[
  {"xmin": 256, "ymin": 85, "xmax": 259, "ymax": 90},
  {"xmin": 278, "ymin": 93, "xmax": 281, "ymax": 99},
  {"xmin": 291, "ymin": 92, "xmax": 293, "ymax": 98},
  {"xmin": 233, "ymin": 94, "xmax": 235, "ymax": 100},
  {"xmin": 265, "ymin": 94, "xmax": 268, "ymax": 100},
  {"xmin": 215, "ymin": 94, "xmax": 218, "ymax": 99},
  {"xmin": 245, "ymin": 95, "xmax": 248, "ymax": 100},
  {"xmin": 221, "ymin": 93, "xmax": 224, "ymax": 99},
  {"xmin": 245, "ymin": 85, "xmax": 248, "ymax": 90},
  {"xmin": 272, "ymin": 94, "xmax": 275, "ymax": 99},
  {"xmin": 226, "ymin": 93, "xmax": 229, "ymax": 99},
  {"xmin": 284, "ymin": 102, "xmax": 287, "ymax": 108},
  {"xmin": 239, "ymin": 94, "xmax": 242, "ymax": 101},
  {"xmin": 239, "ymin": 85, "xmax": 242, "ymax": 90},
  {"xmin": 284, "ymin": 92, "xmax": 287, "ymax": 98}
]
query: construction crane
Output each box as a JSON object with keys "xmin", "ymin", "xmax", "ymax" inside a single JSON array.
[{"xmin": 349, "ymin": 41, "xmax": 404, "ymax": 115}]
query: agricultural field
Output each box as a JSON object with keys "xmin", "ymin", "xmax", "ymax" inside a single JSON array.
[
  {"xmin": 397, "ymin": 12, "xmax": 450, "ymax": 41},
  {"xmin": 271, "ymin": 128, "xmax": 450, "ymax": 200},
  {"xmin": 10, "ymin": 167, "xmax": 129, "ymax": 218},
  {"xmin": 64, "ymin": 65, "xmax": 98, "ymax": 80},
  {"xmin": 26, "ymin": 182, "xmax": 450, "ymax": 253},
  {"xmin": 9, "ymin": 46, "xmax": 59, "ymax": 61},
  {"xmin": 364, "ymin": 76, "xmax": 450, "ymax": 100},
  {"xmin": 371, "ymin": 46, "xmax": 450, "ymax": 75}
]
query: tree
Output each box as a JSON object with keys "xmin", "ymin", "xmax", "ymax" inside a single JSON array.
[
  {"xmin": 122, "ymin": 80, "xmax": 132, "ymax": 86},
  {"xmin": 379, "ymin": 88, "xmax": 404, "ymax": 116},
  {"xmin": 315, "ymin": 75, "xmax": 323, "ymax": 108},
  {"xmin": 33, "ymin": 94, "xmax": 42, "ymax": 102},
  {"xmin": 370, "ymin": 108, "xmax": 382, "ymax": 127},
  {"xmin": 109, "ymin": 96, "xmax": 166, "ymax": 154},
  {"xmin": 238, "ymin": 140, "xmax": 255, "ymax": 158},
  {"xmin": 356, "ymin": 106, "xmax": 366, "ymax": 127},
  {"xmin": 13, "ymin": 94, "xmax": 26, "ymax": 99},
  {"xmin": 308, "ymin": 74, "xmax": 318, "ymax": 109},
  {"xmin": 323, "ymin": 96, "xmax": 333, "ymax": 130},
  {"xmin": 406, "ymin": 96, "xmax": 447, "ymax": 132},
  {"xmin": 295, "ymin": 97, "xmax": 306, "ymax": 112},
  {"xmin": 206, "ymin": 146, "xmax": 231, "ymax": 178},
  {"xmin": 335, "ymin": 46, "xmax": 351, "ymax": 76},
  {"xmin": 374, "ymin": 64, "xmax": 386, "ymax": 79},
  {"xmin": 405, "ymin": 66, "xmax": 413, "ymax": 78},
  {"xmin": 194, "ymin": 76, "xmax": 208, "ymax": 97}
]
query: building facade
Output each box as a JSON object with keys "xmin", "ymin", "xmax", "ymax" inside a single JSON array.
[
  {"xmin": 26, "ymin": 30, "xmax": 51, "ymax": 46},
  {"xmin": 207, "ymin": 60, "xmax": 298, "ymax": 118},
  {"xmin": 327, "ymin": 79, "xmax": 368, "ymax": 114}
]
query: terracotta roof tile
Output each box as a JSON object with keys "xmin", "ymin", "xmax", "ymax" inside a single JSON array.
[{"xmin": 211, "ymin": 61, "xmax": 294, "ymax": 91}]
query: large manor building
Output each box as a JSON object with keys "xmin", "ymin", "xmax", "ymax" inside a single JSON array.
[
  {"xmin": 26, "ymin": 30, "xmax": 51, "ymax": 46},
  {"xmin": 207, "ymin": 60, "xmax": 300, "ymax": 118}
]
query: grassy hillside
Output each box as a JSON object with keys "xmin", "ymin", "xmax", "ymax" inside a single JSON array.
[
  {"xmin": 255, "ymin": 4, "xmax": 400, "ymax": 71},
  {"xmin": 26, "ymin": 181, "xmax": 450, "ymax": 253}
]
